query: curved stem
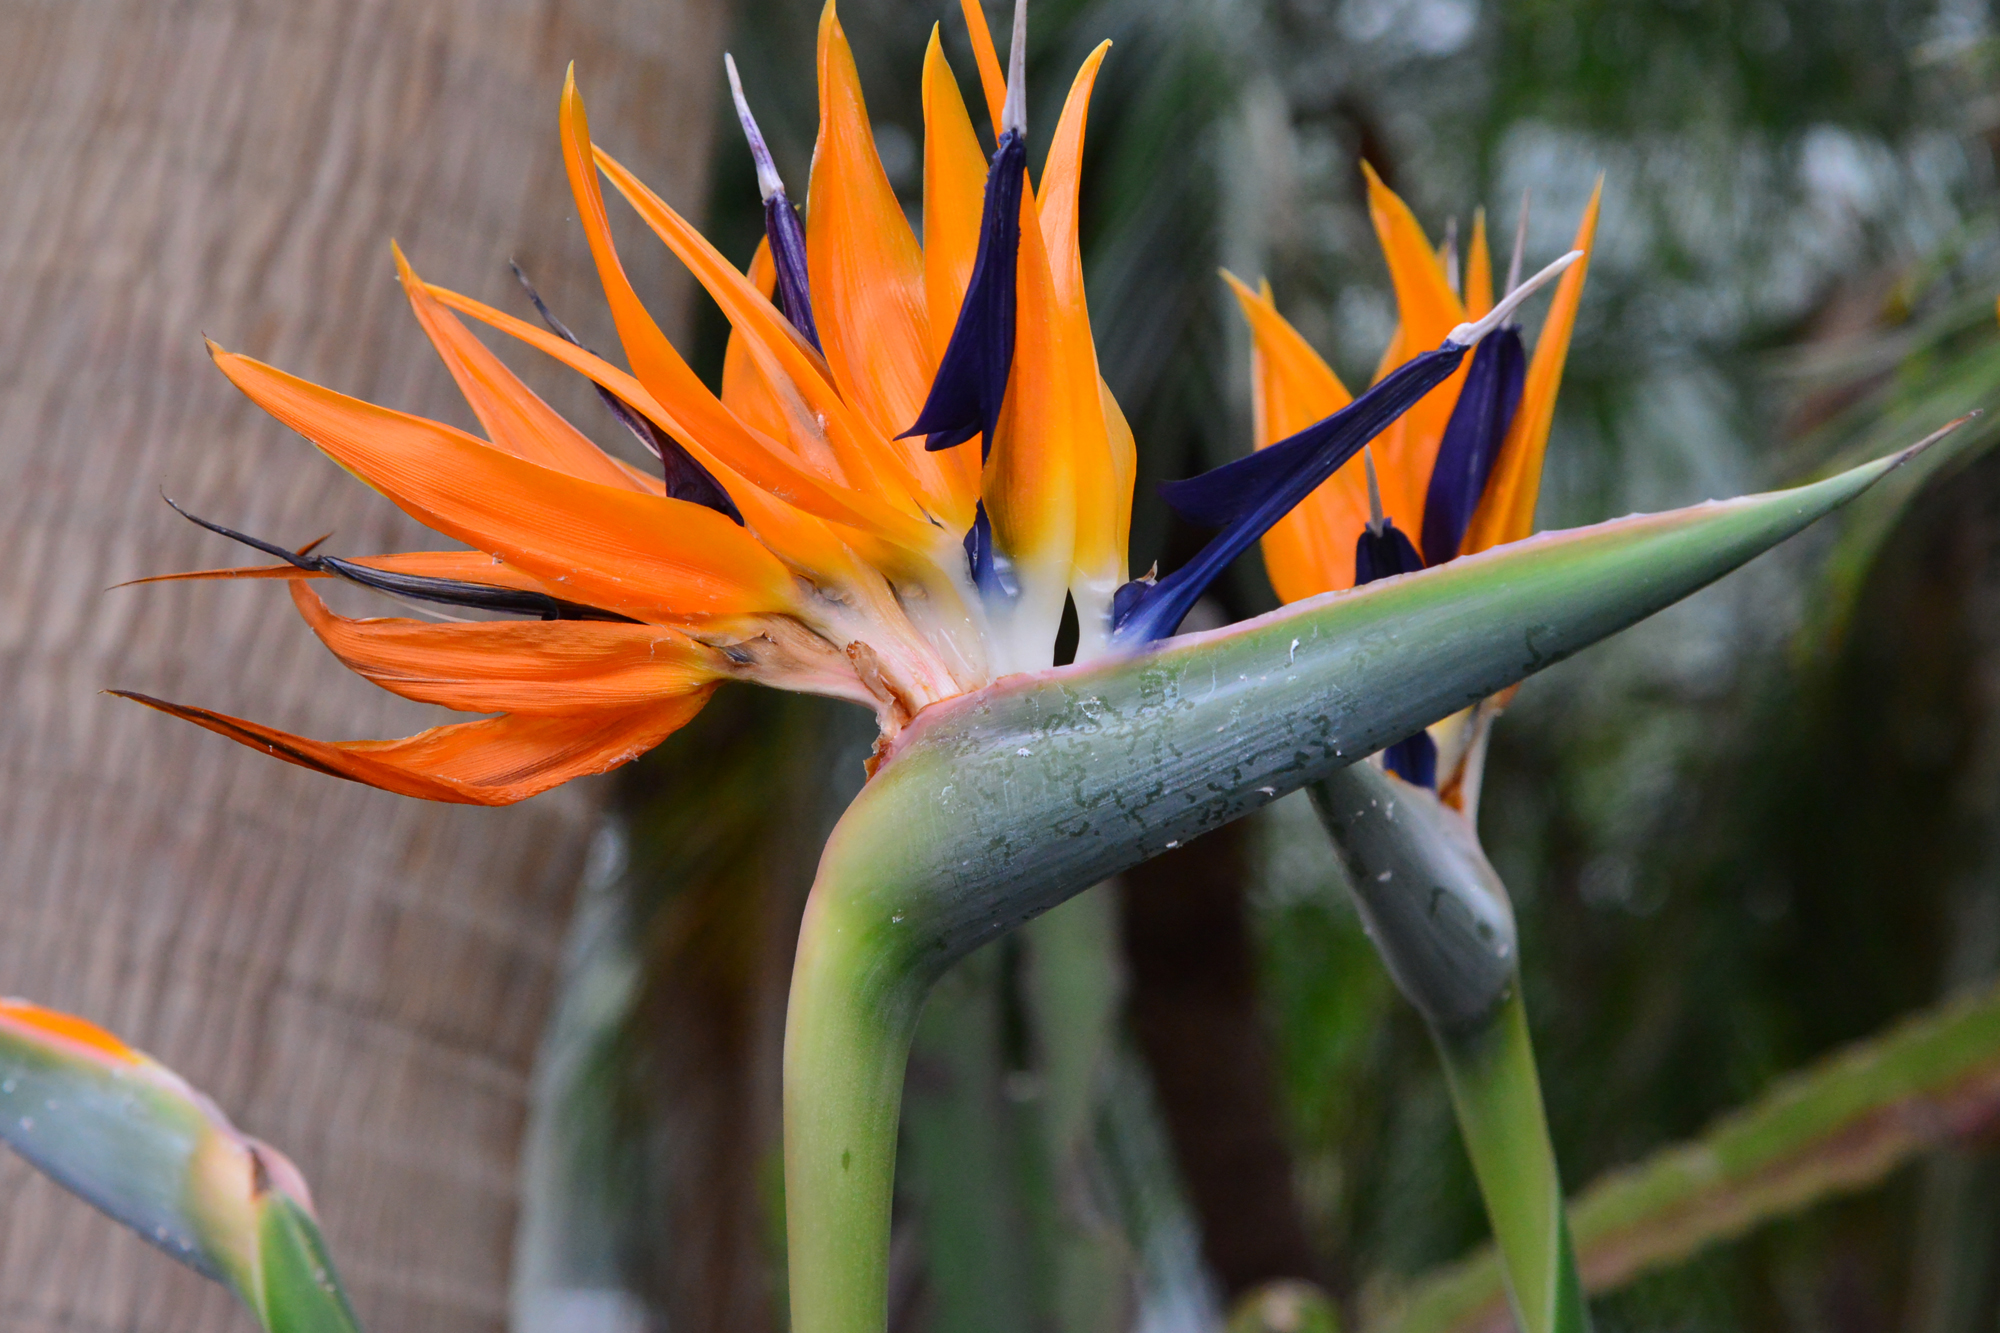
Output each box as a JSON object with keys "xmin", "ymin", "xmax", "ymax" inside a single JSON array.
[
  {"xmin": 783, "ymin": 798, "xmax": 940, "ymax": 1333},
  {"xmin": 1437, "ymin": 988, "xmax": 1590, "ymax": 1333}
]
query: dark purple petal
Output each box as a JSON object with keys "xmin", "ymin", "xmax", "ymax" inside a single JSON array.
[
  {"xmin": 1158, "ymin": 342, "xmax": 1469, "ymax": 529},
  {"xmin": 1113, "ymin": 341, "xmax": 1469, "ymax": 645},
  {"xmin": 962, "ymin": 499, "xmax": 1017, "ymax": 599},
  {"xmin": 1382, "ymin": 731, "xmax": 1438, "ymax": 787},
  {"xmin": 1420, "ymin": 328, "xmax": 1525, "ymax": 566},
  {"xmin": 1353, "ymin": 515, "xmax": 1425, "ymax": 584},
  {"xmin": 510, "ymin": 263, "xmax": 746, "ymax": 526},
  {"xmin": 162, "ymin": 498, "xmax": 638, "ymax": 623},
  {"xmin": 902, "ymin": 128, "xmax": 1026, "ymax": 459},
  {"xmin": 764, "ymin": 191, "xmax": 821, "ymax": 353},
  {"xmin": 1353, "ymin": 513, "xmax": 1436, "ymax": 787}
]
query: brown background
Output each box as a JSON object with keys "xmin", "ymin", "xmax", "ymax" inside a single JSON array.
[{"xmin": 0, "ymin": 1, "xmax": 724, "ymax": 1329}]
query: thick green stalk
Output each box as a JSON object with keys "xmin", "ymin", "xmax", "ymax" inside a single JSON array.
[
  {"xmin": 784, "ymin": 861, "xmax": 932, "ymax": 1333},
  {"xmin": 1311, "ymin": 761, "xmax": 1585, "ymax": 1333},
  {"xmin": 1436, "ymin": 991, "xmax": 1589, "ymax": 1333},
  {"xmin": 783, "ymin": 449, "xmax": 1919, "ymax": 1333}
]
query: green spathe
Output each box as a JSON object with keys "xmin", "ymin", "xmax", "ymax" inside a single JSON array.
[{"xmin": 784, "ymin": 442, "xmax": 1931, "ymax": 1333}]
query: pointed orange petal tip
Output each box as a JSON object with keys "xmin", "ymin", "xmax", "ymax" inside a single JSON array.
[{"xmin": 0, "ymin": 999, "xmax": 142, "ymax": 1066}]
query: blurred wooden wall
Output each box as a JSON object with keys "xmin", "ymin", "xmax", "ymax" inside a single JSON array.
[{"xmin": 0, "ymin": 1, "xmax": 724, "ymax": 1329}]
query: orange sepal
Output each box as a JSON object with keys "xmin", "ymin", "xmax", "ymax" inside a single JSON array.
[
  {"xmin": 1464, "ymin": 209, "xmax": 1493, "ymax": 319},
  {"xmin": 983, "ymin": 183, "xmax": 1077, "ymax": 629},
  {"xmin": 807, "ymin": 2, "xmax": 938, "ymax": 454},
  {"xmin": 112, "ymin": 689, "xmax": 712, "ymax": 806},
  {"xmin": 556, "ymin": 69, "xmax": 866, "ymax": 520},
  {"xmin": 921, "ymin": 26, "xmax": 988, "ymax": 365},
  {"xmin": 390, "ymin": 243, "xmax": 641, "ymax": 492},
  {"xmin": 1036, "ymin": 43, "xmax": 1124, "ymax": 604},
  {"xmin": 1361, "ymin": 163, "xmax": 1471, "ymax": 532},
  {"xmin": 721, "ymin": 240, "xmax": 794, "ymax": 446},
  {"xmin": 0, "ymin": 1000, "xmax": 141, "ymax": 1066},
  {"xmin": 209, "ymin": 345, "xmax": 799, "ymax": 623},
  {"xmin": 1224, "ymin": 272, "xmax": 1364, "ymax": 599},
  {"xmin": 960, "ymin": 0, "xmax": 1006, "ymax": 132},
  {"xmin": 1461, "ymin": 178, "xmax": 1601, "ymax": 554},
  {"xmin": 591, "ymin": 146, "xmax": 952, "ymax": 523},
  {"xmin": 289, "ymin": 582, "xmax": 727, "ymax": 715}
]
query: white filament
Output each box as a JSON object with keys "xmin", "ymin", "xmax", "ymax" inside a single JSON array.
[
  {"xmin": 1446, "ymin": 249, "xmax": 1581, "ymax": 346},
  {"xmin": 724, "ymin": 53, "xmax": 786, "ymax": 202}
]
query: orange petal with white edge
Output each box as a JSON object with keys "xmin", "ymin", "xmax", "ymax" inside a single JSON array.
[
  {"xmin": 1462, "ymin": 178, "xmax": 1601, "ymax": 555},
  {"xmin": 289, "ymin": 581, "xmax": 728, "ymax": 714},
  {"xmin": 210, "ymin": 346, "xmax": 798, "ymax": 622},
  {"xmin": 391, "ymin": 243, "xmax": 643, "ymax": 492},
  {"xmin": 1362, "ymin": 163, "xmax": 1471, "ymax": 532},
  {"xmin": 807, "ymin": 3, "xmax": 937, "ymax": 445},
  {"xmin": 1224, "ymin": 272, "xmax": 1366, "ymax": 599},
  {"xmin": 112, "ymin": 690, "xmax": 713, "ymax": 806}
]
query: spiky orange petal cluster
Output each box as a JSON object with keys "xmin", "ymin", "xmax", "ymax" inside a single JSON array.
[{"xmin": 126, "ymin": 1, "xmax": 1132, "ymax": 804}]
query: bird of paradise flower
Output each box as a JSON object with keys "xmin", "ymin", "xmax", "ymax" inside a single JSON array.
[{"xmin": 113, "ymin": 0, "xmax": 1571, "ymax": 812}]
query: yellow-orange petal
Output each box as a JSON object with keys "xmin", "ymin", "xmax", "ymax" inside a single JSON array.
[
  {"xmin": 591, "ymin": 146, "xmax": 950, "ymax": 523},
  {"xmin": 0, "ymin": 1000, "xmax": 141, "ymax": 1066},
  {"xmin": 722, "ymin": 239, "xmax": 794, "ymax": 445},
  {"xmin": 1035, "ymin": 42, "xmax": 1125, "ymax": 626},
  {"xmin": 1224, "ymin": 272, "xmax": 1363, "ymax": 599},
  {"xmin": 391, "ymin": 243, "xmax": 642, "ymax": 492},
  {"xmin": 807, "ymin": 2, "xmax": 939, "ymax": 455},
  {"xmin": 960, "ymin": 0, "xmax": 1007, "ymax": 133},
  {"xmin": 557, "ymin": 69, "xmax": 870, "ymax": 518},
  {"xmin": 289, "ymin": 582, "xmax": 728, "ymax": 714},
  {"xmin": 983, "ymin": 180, "xmax": 1078, "ymax": 657},
  {"xmin": 210, "ymin": 346, "xmax": 798, "ymax": 623},
  {"xmin": 1362, "ymin": 162, "xmax": 1470, "ymax": 531},
  {"xmin": 921, "ymin": 26, "xmax": 987, "ymax": 362},
  {"xmin": 1461, "ymin": 178, "xmax": 1601, "ymax": 554},
  {"xmin": 1464, "ymin": 208, "xmax": 1493, "ymax": 319},
  {"xmin": 424, "ymin": 282, "xmax": 940, "ymax": 557},
  {"xmin": 112, "ymin": 689, "xmax": 712, "ymax": 806}
]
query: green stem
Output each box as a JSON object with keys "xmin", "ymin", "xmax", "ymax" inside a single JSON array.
[
  {"xmin": 1435, "ymin": 988, "xmax": 1589, "ymax": 1333},
  {"xmin": 784, "ymin": 864, "xmax": 930, "ymax": 1333}
]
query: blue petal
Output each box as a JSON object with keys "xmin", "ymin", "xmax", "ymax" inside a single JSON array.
[
  {"xmin": 1354, "ymin": 514, "xmax": 1437, "ymax": 788},
  {"xmin": 511, "ymin": 263, "xmax": 746, "ymax": 526},
  {"xmin": 1419, "ymin": 328, "xmax": 1525, "ymax": 565},
  {"xmin": 1382, "ymin": 731, "xmax": 1438, "ymax": 787},
  {"xmin": 1113, "ymin": 341, "xmax": 1470, "ymax": 644},
  {"xmin": 764, "ymin": 191, "xmax": 822, "ymax": 353},
  {"xmin": 1158, "ymin": 343, "xmax": 1468, "ymax": 530},
  {"xmin": 963, "ymin": 500, "xmax": 1017, "ymax": 599},
  {"xmin": 902, "ymin": 128, "xmax": 1027, "ymax": 459},
  {"xmin": 1353, "ymin": 516, "xmax": 1425, "ymax": 584}
]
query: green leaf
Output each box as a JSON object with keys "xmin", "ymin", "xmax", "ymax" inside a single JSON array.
[
  {"xmin": 0, "ymin": 999, "xmax": 361, "ymax": 1333},
  {"xmin": 255, "ymin": 1195, "xmax": 365, "ymax": 1333},
  {"xmin": 784, "ymin": 444, "xmax": 1934, "ymax": 1333},
  {"xmin": 1369, "ymin": 978, "xmax": 2000, "ymax": 1333}
]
